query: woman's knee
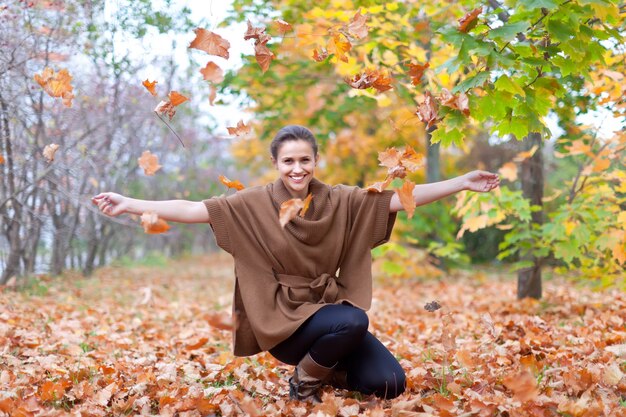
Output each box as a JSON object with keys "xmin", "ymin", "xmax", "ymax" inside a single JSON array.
[
  {"xmin": 334, "ymin": 306, "xmax": 369, "ymax": 338},
  {"xmin": 358, "ymin": 367, "xmax": 406, "ymax": 399}
]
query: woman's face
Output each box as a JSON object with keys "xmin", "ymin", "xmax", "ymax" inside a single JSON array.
[{"xmin": 272, "ymin": 139, "xmax": 318, "ymax": 199}]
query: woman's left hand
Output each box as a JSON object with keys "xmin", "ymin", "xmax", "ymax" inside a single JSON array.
[{"xmin": 463, "ymin": 170, "xmax": 500, "ymax": 192}]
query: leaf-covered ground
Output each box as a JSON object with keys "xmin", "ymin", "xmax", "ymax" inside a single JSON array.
[{"xmin": 1, "ymin": 253, "xmax": 625, "ymax": 416}]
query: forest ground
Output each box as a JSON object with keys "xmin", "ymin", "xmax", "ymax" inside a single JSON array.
[{"xmin": 1, "ymin": 252, "xmax": 625, "ymax": 416}]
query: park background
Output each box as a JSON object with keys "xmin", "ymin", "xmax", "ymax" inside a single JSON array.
[{"xmin": 0, "ymin": 0, "xmax": 625, "ymax": 415}]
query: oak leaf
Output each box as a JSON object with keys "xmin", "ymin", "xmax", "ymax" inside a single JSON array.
[
  {"xmin": 43, "ymin": 143, "xmax": 59, "ymax": 162},
  {"xmin": 137, "ymin": 150, "xmax": 162, "ymax": 176},
  {"xmin": 218, "ymin": 175, "xmax": 245, "ymax": 191},
  {"xmin": 189, "ymin": 28, "xmax": 230, "ymax": 59},
  {"xmin": 327, "ymin": 33, "xmax": 351, "ymax": 63},
  {"xmin": 345, "ymin": 10, "xmax": 368, "ymax": 39},
  {"xmin": 140, "ymin": 211, "xmax": 171, "ymax": 234},
  {"xmin": 274, "ymin": 19, "xmax": 292, "ymax": 35},
  {"xmin": 417, "ymin": 91, "xmax": 438, "ymax": 129},
  {"xmin": 459, "ymin": 7, "xmax": 482, "ymax": 33},
  {"xmin": 279, "ymin": 198, "xmax": 304, "ymax": 228},
  {"xmin": 227, "ymin": 120, "xmax": 251, "ymax": 136},
  {"xmin": 34, "ymin": 67, "xmax": 74, "ymax": 107},
  {"xmin": 396, "ymin": 180, "xmax": 416, "ymax": 219},
  {"xmin": 407, "ymin": 62, "xmax": 429, "ymax": 85},
  {"xmin": 200, "ymin": 61, "xmax": 224, "ymax": 83},
  {"xmin": 142, "ymin": 79, "xmax": 157, "ymax": 96}
]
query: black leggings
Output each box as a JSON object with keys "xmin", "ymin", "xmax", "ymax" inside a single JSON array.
[{"xmin": 269, "ymin": 304, "xmax": 406, "ymax": 399}]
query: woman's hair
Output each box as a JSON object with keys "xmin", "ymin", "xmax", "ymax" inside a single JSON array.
[{"xmin": 270, "ymin": 125, "xmax": 318, "ymax": 159}]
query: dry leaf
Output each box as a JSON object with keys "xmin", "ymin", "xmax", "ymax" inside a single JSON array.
[
  {"xmin": 227, "ymin": 120, "xmax": 252, "ymax": 136},
  {"xmin": 142, "ymin": 79, "xmax": 157, "ymax": 96},
  {"xmin": 401, "ymin": 145, "xmax": 424, "ymax": 172},
  {"xmin": 345, "ymin": 9, "xmax": 368, "ymax": 39},
  {"xmin": 300, "ymin": 193, "xmax": 313, "ymax": 217},
  {"xmin": 378, "ymin": 148, "xmax": 402, "ymax": 168},
  {"xmin": 366, "ymin": 177, "xmax": 392, "ymax": 193},
  {"xmin": 499, "ymin": 162, "xmax": 518, "ymax": 182},
  {"xmin": 279, "ymin": 198, "xmax": 304, "ymax": 228},
  {"xmin": 327, "ymin": 33, "xmax": 351, "ymax": 63},
  {"xmin": 218, "ymin": 175, "xmax": 245, "ymax": 191},
  {"xmin": 396, "ymin": 180, "xmax": 416, "ymax": 219},
  {"xmin": 154, "ymin": 91, "xmax": 188, "ymax": 121},
  {"xmin": 459, "ymin": 7, "xmax": 482, "ymax": 33},
  {"xmin": 254, "ymin": 42, "xmax": 274, "ymax": 73},
  {"xmin": 417, "ymin": 92, "xmax": 439, "ymax": 128},
  {"xmin": 34, "ymin": 67, "xmax": 74, "ymax": 107},
  {"xmin": 312, "ymin": 48, "xmax": 329, "ymax": 62},
  {"xmin": 209, "ymin": 85, "xmax": 217, "ymax": 105},
  {"xmin": 168, "ymin": 91, "xmax": 188, "ymax": 106},
  {"xmin": 274, "ymin": 19, "xmax": 292, "ymax": 35},
  {"xmin": 438, "ymin": 88, "xmax": 470, "ymax": 116},
  {"xmin": 140, "ymin": 211, "xmax": 171, "ymax": 234},
  {"xmin": 43, "ymin": 143, "xmax": 59, "ymax": 162},
  {"xmin": 424, "ymin": 300, "xmax": 441, "ymax": 312},
  {"xmin": 243, "ymin": 20, "xmax": 267, "ymax": 42},
  {"xmin": 200, "ymin": 61, "xmax": 224, "ymax": 83},
  {"xmin": 189, "ymin": 28, "xmax": 230, "ymax": 59},
  {"xmin": 407, "ymin": 62, "xmax": 429, "ymax": 85},
  {"xmin": 503, "ymin": 370, "xmax": 539, "ymax": 402},
  {"xmin": 137, "ymin": 150, "xmax": 162, "ymax": 176},
  {"xmin": 513, "ymin": 144, "xmax": 539, "ymax": 162},
  {"xmin": 346, "ymin": 68, "xmax": 393, "ymax": 92}
]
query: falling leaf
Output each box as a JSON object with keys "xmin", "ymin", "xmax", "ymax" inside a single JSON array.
[
  {"xmin": 137, "ymin": 150, "xmax": 162, "ymax": 176},
  {"xmin": 401, "ymin": 145, "xmax": 424, "ymax": 172},
  {"xmin": 140, "ymin": 211, "xmax": 171, "ymax": 234},
  {"xmin": 503, "ymin": 370, "xmax": 539, "ymax": 401},
  {"xmin": 254, "ymin": 42, "xmax": 274, "ymax": 73},
  {"xmin": 209, "ymin": 85, "xmax": 217, "ymax": 105},
  {"xmin": 458, "ymin": 7, "xmax": 482, "ymax": 33},
  {"xmin": 218, "ymin": 175, "xmax": 245, "ymax": 191},
  {"xmin": 227, "ymin": 120, "xmax": 252, "ymax": 136},
  {"xmin": 346, "ymin": 68, "xmax": 393, "ymax": 92},
  {"xmin": 243, "ymin": 20, "xmax": 268, "ymax": 42},
  {"xmin": 366, "ymin": 177, "xmax": 392, "ymax": 193},
  {"xmin": 33, "ymin": 67, "xmax": 74, "ymax": 107},
  {"xmin": 396, "ymin": 180, "xmax": 416, "ymax": 219},
  {"xmin": 499, "ymin": 162, "xmax": 518, "ymax": 182},
  {"xmin": 513, "ymin": 144, "xmax": 539, "ymax": 162},
  {"xmin": 279, "ymin": 198, "xmax": 304, "ymax": 228},
  {"xmin": 312, "ymin": 48, "xmax": 329, "ymax": 62},
  {"xmin": 378, "ymin": 148, "xmax": 402, "ymax": 168},
  {"xmin": 200, "ymin": 61, "xmax": 224, "ymax": 83},
  {"xmin": 424, "ymin": 300, "xmax": 441, "ymax": 312},
  {"xmin": 189, "ymin": 28, "xmax": 231, "ymax": 59},
  {"xmin": 416, "ymin": 92, "xmax": 438, "ymax": 128},
  {"xmin": 407, "ymin": 62, "xmax": 429, "ymax": 85},
  {"xmin": 185, "ymin": 337, "xmax": 209, "ymax": 350},
  {"xmin": 168, "ymin": 91, "xmax": 188, "ymax": 106},
  {"xmin": 300, "ymin": 193, "xmax": 313, "ymax": 217},
  {"xmin": 327, "ymin": 33, "xmax": 351, "ymax": 63},
  {"xmin": 345, "ymin": 9, "xmax": 368, "ymax": 39},
  {"xmin": 0, "ymin": 155, "xmax": 4, "ymax": 164},
  {"xmin": 142, "ymin": 79, "xmax": 157, "ymax": 96},
  {"xmin": 154, "ymin": 91, "xmax": 189, "ymax": 121},
  {"xmin": 43, "ymin": 143, "xmax": 59, "ymax": 162},
  {"xmin": 274, "ymin": 19, "xmax": 292, "ymax": 35}
]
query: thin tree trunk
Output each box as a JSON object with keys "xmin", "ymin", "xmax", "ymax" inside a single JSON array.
[
  {"xmin": 517, "ymin": 132, "xmax": 544, "ymax": 299},
  {"xmin": 426, "ymin": 126, "xmax": 441, "ymax": 183}
]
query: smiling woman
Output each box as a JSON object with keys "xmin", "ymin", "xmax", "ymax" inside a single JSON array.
[{"xmin": 92, "ymin": 124, "xmax": 499, "ymax": 403}]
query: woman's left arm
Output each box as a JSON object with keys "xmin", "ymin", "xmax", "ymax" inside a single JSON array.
[{"xmin": 389, "ymin": 170, "xmax": 500, "ymax": 213}]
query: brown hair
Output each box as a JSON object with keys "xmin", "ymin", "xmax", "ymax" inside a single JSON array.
[{"xmin": 270, "ymin": 125, "xmax": 318, "ymax": 159}]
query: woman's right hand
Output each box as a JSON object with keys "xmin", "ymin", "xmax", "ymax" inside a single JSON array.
[{"xmin": 92, "ymin": 192, "xmax": 128, "ymax": 217}]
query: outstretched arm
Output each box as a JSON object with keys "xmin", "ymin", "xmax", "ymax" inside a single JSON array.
[
  {"xmin": 389, "ymin": 170, "xmax": 499, "ymax": 213},
  {"xmin": 92, "ymin": 192, "xmax": 210, "ymax": 224}
]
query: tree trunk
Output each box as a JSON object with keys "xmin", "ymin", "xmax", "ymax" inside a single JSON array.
[
  {"xmin": 426, "ymin": 127, "xmax": 441, "ymax": 183},
  {"xmin": 517, "ymin": 132, "xmax": 544, "ymax": 299}
]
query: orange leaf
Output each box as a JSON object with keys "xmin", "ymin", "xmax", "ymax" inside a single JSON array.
[
  {"xmin": 312, "ymin": 48, "xmax": 329, "ymax": 62},
  {"xmin": 279, "ymin": 198, "xmax": 304, "ymax": 228},
  {"xmin": 366, "ymin": 176, "xmax": 392, "ymax": 193},
  {"xmin": 438, "ymin": 88, "xmax": 470, "ymax": 115},
  {"xmin": 592, "ymin": 157, "xmax": 611, "ymax": 172},
  {"xmin": 503, "ymin": 370, "xmax": 539, "ymax": 402},
  {"xmin": 274, "ymin": 19, "xmax": 292, "ymax": 35},
  {"xmin": 168, "ymin": 91, "xmax": 188, "ymax": 106},
  {"xmin": 407, "ymin": 62, "xmax": 429, "ymax": 85},
  {"xmin": 499, "ymin": 162, "xmax": 518, "ymax": 182},
  {"xmin": 33, "ymin": 67, "xmax": 74, "ymax": 107},
  {"xmin": 43, "ymin": 143, "xmax": 59, "ymax": 162},
  {"xmin": 218, "ymin": 175, "xmax": 245, "ymax": 191},
  {"xmin": 209, "ymin": 85, "xmax": 217, "ymax": 105},
  {"xmin": 396, "ymin": 180, "xmax": 416, "ymax": 219},
  {"xmin": 142, "ymin": 79, "xmax": 157, "ymax": 96},
  {"xmin": 513, "ymin": 144, "xmax": 539, "ymax": 162},
  {"xmin": 327, "ymin": 33, "xmax": 351, "ymax": 63},
  {"xmin": 185, "ymin": 337, "xmax": 208, "ymax": 350},
  {"xmin": 188, "ymin": 28, "xmax": 230, "ymax": 59},
  {"xmin": 200, "ymin": 61, "xmax": 224, "ymax": 83},
  {"xmin": 0, "ymin": 154, "xmax": 4, "ymax": 164},
  {"xmin": 458, "ymin": 7, "xmax": 482, "ymax": 33},
  {"xmin": 154, "ymin": 100, "xmax": 176, "ymax": 120},
  {"xmin": 254, "ymin": 42, "xmax": 274, "ymax": 73},
  {"xmin": 300, "ymin": 193, "xmax": 313, "ymax": 217},
  {"xmin": 243, "ymin": 20, "xmax": 269, "ymax": 43},
  {"xmin": 346, "ymin": 68, "xmax": 393, "ymax": 92},
  {"xmin": 137, "ymin": 150, "xmax": 162, "ymax": 176},
  {"xmin": 378, "ymin": 147, "xmax": 402, "ymax": 169},
  {"xmin": 140, "ymin": 211, "xmax": 171, "ymax": 234},
  {"xmin": 227, "ymin": 120, "xmax": 252, "ymax": 136},
  {"xmin": 40, "ymin": 380, "xmax": 68, "ymax": 402},
  {"xmin": 206, "ymin": 312, "xmax": 235, "ymax": 331},
  {"xmin": 416, "ymin": 92, "xmax": 438, "ymax": 129},
  {"xmin": 401, "ymin": 145, "xmax": 424, "ymax": 172},
  {"xmin": 346, "ymin": 9, "xmax": 368, "ymax": 39}
]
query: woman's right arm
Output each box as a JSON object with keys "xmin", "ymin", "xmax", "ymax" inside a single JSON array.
[{"xmin": 92, "ymin": 192, "xmax": 210, "ymax": 224}]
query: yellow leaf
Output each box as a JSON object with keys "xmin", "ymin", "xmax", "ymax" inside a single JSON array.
[
  {"xmin": 618, "ymin": 211, "xmax": 626, "ymax": 228},
  {"xmin": 218, "ymin": 175, "xmax": 245, "ymax": 191},
  {"xmin": 564, "ymin": 221, "xmax": 577, "ymax": 236},
  {"xmin": 498, "ymin": 162, "xmax": 518, "ymax": 182},
  {"xmin": 592, "ymin": 157, "xmax": 610, "ymax": 172},
  {"xmin": 300, "ymin": 193, "xmax": 313, "ymax": 217},
  {"xmin": 456, "ymin": 214, "xmax": 489, "ymax": 239}
]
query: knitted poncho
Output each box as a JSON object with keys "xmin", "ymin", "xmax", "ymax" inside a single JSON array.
[{"xmin": 203, "ymin": 177, "xmax": 396, "ymax": 356}]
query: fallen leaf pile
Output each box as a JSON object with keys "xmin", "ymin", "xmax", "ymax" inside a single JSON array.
[{"xmin": 1, "ymin": 253, "xmax": 625, "ymax": 416}]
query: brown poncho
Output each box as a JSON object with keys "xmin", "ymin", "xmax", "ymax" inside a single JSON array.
[{"xmin": 203, "ymin": 178, "xmax": 396, "ymax": 356}]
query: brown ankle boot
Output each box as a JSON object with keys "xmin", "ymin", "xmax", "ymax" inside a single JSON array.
[{"xmin": 289, "ymin": 353, "xmax": 334, "ymax": 403}]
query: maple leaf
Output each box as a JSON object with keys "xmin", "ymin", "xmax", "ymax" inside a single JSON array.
[
  {"xmin": 416, "ymin": 91, "xmax": 439, "ymax": 129},
  {"xmin": 499, "ymin": 162, "xmax": 518, "ymax": 182},
  {"xmin": 345, "ymin": 9, "xmax": 368, "ymax": 39},
  {"xmin": 274, "ymin": 19, "xmax": 292, "ymax": 35},
  {"xmin": 458, "ymin": 7, "xmax": 482, "ymax": 33},
  {"xmin": 218, "ymin": 175, "xmax": 245, "ymax": 191},
  {"xmin": 279, "ymin": 198, "xmax": 304, "ymax": 228},
  {"xmin": 243, "ymin": 20, "xmax": 267, "ymax": 42},
  {"xmin": 142, "ymin": 79, "xmax": 157, "ymax": 96},
  {"xmin": 209, "ymin": 85, "xmax": 217, "ymax": 105},
  {"xmin": 188, "ymin": 28, "xmax": 230, "ymax": 59},
  {"xmin": 424, "ymin": 300, "xmax": 442, "ymax": 312},
  {"xmin": 300, "ymin": 193, "xmax": 313, "ymax": 217},
  {"xmin": 366, "ymin": 177, "xmax": 392, "ymax": 193},
  {"xmin": 137, "ymin": 150, "xmax": 162, "ymax": 176},
  {"xmin": 407, "ymin": 62, "xmax": 429, "ymax": 85},
  {"xmin": 438, "ymin": 88, "xmax": 470, "ymax": 115},
  {"xmin": 227, "ymin": 120, "xmax": 251, "ymax": 136},
  {"xmin": 154, "ymin": 91, "xmax": 189, "ymax": 121},
  {"xmin": 34, "ymin": 67, "xmax": 74, "ymax": 107},
  {"xmin": 254, "ymin": 42, "xmax": 274, "ymax": 73},
  {"xmin": 327, "ymin": 33, "xmax": 351, "ymax": 63},
  {"xmin": 378, "ymin": 148, "xmax": 402, "ymax": 168},
  {"xmin": 396, "ymin": 180, "xmax": 416, "ymax": 219},
  {"xmin": 43, "ymin": 143, "xmax": 59, "ymax": 162},
  {"xmin": 140, "ymin": 211, "xmax": 171, "ymax": 234},
  {"xmin": 401, "ymin": 145, "xmax": 424, "ymax": 172},
  {"xmin": 200, "ymin": 61, "xmax": 224, "ymax": 83},
  {"xmin": 346, "ymin": 68, "xmax": 393, "ymax": 92},
  {"xmin": 312, "ymin": 48, "xmax": 329, "ymax": 62},
  {"xmin": 168, "ymin": 90, "xmax": 188, "ymax": 106}
]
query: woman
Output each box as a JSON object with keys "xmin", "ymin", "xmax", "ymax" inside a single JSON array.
[{"xmin": 92, "ymin": 125, "xmax": 499, "ymax": 402}]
